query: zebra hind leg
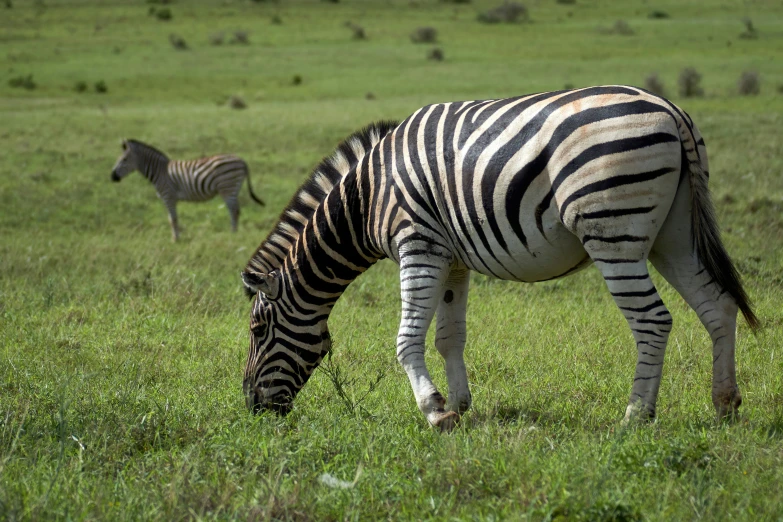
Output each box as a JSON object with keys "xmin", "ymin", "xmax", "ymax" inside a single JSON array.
[
  {"xmin": 397, "ymin": 248, "xmax": 460, "ymax": 432},
  {"xmin": 223, "ymin": 194, "xmax": 240, "ymax": 232},
  {"xmin": 594, "ymin": 259, "xmax": 673, "ymax": 422},
  {"xmin": 435, "ymin": 267, "xmax": 472, "ymax": 415},
  {"xmin": 650, "ymin": 248, "xmax": 741, "ymax": 421}
]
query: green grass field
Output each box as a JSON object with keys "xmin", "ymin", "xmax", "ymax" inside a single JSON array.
[{"xmin": 1, "ymin": 0, "xmax": 782, "ymax": 519}]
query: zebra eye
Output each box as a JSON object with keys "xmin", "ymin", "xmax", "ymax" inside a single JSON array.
[{"xmin": 251, "ymin": 323, "xmax": 268, "ymax": 338}]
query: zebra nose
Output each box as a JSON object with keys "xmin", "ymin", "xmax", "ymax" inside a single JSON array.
[{"xmin": 111, "ymin": 170, "xmax": 120, "ymax": 182}]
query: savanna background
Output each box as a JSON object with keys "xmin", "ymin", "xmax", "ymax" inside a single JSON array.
[{"xmin": 1, "ymin": 0, "xmax": 782, "ymax": 520}]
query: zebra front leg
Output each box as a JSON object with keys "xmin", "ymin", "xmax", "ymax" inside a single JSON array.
[
  {"xmin": 397, "ymin": 252, "xmax": 459, "ymax": 432},
  {"xmin": 596, "ymin": 259, "xmax": 672, "ymax": 422},
  {"xmin": 165, "ymin": 200, "xmax": 179, "ymax": 242},
  {"xmin": 435, "ymin": 267, "xmax": 472, "ymax": 415}
]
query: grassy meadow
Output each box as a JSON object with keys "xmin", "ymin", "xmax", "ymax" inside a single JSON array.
[{"xmin": 1, "ymin": 0, "xmax": 783, "ymax": 519}]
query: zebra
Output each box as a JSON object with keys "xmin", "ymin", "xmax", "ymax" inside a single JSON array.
[
  {"xmin": 111, "ymin": 139, "xmax": 265, "ymax": 241},
  {"xmin": 240, "ymin": 85, "xmax": 758, "ymax": 431}
]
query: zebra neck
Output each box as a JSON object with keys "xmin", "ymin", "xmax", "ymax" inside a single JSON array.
[
  {"xmin": 136, "ymin": 147, "xmax": 169, "ymax": 183},
  {"xmin": 284, "ymin": 175, "xmax": 383, "ymax": 310}
]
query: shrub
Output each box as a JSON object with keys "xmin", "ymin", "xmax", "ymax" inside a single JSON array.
[
  {"xmin": 345, "ymin": 22, "xmax": 366, "ymax": 40},
  {"xmin": 209, "ymin": 32, "xmax": 224, "ymax": 46},
  {"xmin": 230, "ymin": 31, "xmax": 249, "ymax": 44},
  {"xmin": 427, "ymin": 47, "xmax": 444, "ymax": 61},
  {"xmin": 556, "ymin": 0, "xmax": 576, "ymax": 4},
  {"xmin": 365, "ymin": 92, "xmax": 376, "ymax": 100},
  {"xmin": 737, "ymin": 70, "xmax": 760, "ymax": 96},
  {"xmin": 678, "ymin": 67, "xmax": 703, "ymax": 97},
  {"xmin": 739, "ymin": 17, "xmax": 758, "ymax": 39},
  {"xmin": 440, "ymin": 0, "xmax": 470, "ymax": 3},
  {"xmin": 644, "ymin": 72, "xmax": 666, "ymax": 97},
  {"xmin": 168, "ymin": 33, "xmax": 188, "ymax": 50},
  {"xmin": 9, "ymin": 74, "xmax": 36, "ymax": 90},
  {"xmin": 155, "ymin": 7, "xmax": 172, "ymax": 21},
  {"xmin": 610, "ymin": 19, "xmax": 634, "ymax": 35},
  {"xmin": 74, "ymin": 81, "xmax": 88, "ymax": 93},
  {"xmin": 4, "ymin": 0, "xmax": 12, "ymax": 8},
  {"xmin": 648, "ymin": 10, "xmax": 669, "ymax": 19},
  {"xmin": 147, "ymin": 0, "xmax": 172, "ymax": 4},
  {"xmin": 477, "ymin": 2, "xmax": 529, "ymax": 24},
  {"xmin": 94, "ymin": 80, "xmax": 108, "ymax": 93},
  {"xmin": 292, "ymin": 75, "xmax": 302, "ymax": 86},
  {"xmin": 229, "ymin": 95, "xmax": 246, "ymax": 109},
  {"xmin": 411, "ymin": 26, "xmax": 437, "ymax": 43},
  {"xmin": 271, "ymin": 15, "xmax": 282, "ymax": 25}
]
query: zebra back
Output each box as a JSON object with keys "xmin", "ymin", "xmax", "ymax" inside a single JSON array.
[{"xmin": 244, "ymin": 121, "xmax": 399, "ymax": 285}]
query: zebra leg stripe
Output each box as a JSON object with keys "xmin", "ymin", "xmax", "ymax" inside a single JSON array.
[
  {"xmin": 164, "ymin": 198, "xmax": 179, "ymax": 242},
  {"xmin": 396, "ymin": 250, "xmax": 459, "ymax": 430},
  {"xmin": 598, "ymin": 259, "xmax": 672, "ymax": 421},
  {"xmin": 435, "ymin": 266, "xmax": 472, "ymax": 414}
]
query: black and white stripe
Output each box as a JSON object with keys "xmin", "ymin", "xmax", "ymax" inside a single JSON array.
[
  {"xmin": 241, "ymin": 86, "xmax": 757, "ymax": 429},
  {"xmin": 111, "ymin": 139, "xmax": 264, "ymax": 241}
]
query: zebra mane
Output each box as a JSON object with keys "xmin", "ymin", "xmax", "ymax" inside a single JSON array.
[
  {"xmin": 126, "ymin": 139, "xmax": 170, "ymax": 161},
  {"xmin": 243, "ymin": 120, "xmax": 399, "ymax": 286}
]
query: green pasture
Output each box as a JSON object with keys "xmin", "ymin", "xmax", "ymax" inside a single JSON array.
[{"xmin": 1, "ymin": 0, "xmax": 782, "ymax": 519}]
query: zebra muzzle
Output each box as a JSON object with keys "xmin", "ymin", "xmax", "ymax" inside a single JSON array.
[{"xmin": 111, "ymin": 170, "xmax": 121, "ymax": 182}]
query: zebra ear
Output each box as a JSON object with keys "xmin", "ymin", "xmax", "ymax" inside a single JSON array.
[
  {"xmin": 121, "ymin": 139, "xmax": 128, "ymax": 151},
  {"xmin": 241, "ymin": 270, "xmax": 281, "ymax": 300}
]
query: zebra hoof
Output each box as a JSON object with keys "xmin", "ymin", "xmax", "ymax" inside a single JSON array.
[{"xmin": 432, "ymin": 410, "xmax": 460, "ymax": 433}]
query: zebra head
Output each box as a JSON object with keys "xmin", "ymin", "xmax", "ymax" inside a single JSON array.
[
  {"xmin": 241, "ymin": 270, "xmax": 332, "ymax": 415},
  {"xmin": 111, "ymin": 140, "xmax": 138, "ymax": 182}
]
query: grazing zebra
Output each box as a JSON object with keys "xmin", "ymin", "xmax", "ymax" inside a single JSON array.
[
  {"xmin": 240, "ymin": 86, "xmax": 758, "ymax": 431},
  {"xmin": 111, "ymin": 139, "xmax": 265, "ymax": 241}
]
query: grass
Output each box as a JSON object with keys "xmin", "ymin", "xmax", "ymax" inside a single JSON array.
[{"xmin": 1, "ymin": 0, "xmax": 783, "ymax": 519}]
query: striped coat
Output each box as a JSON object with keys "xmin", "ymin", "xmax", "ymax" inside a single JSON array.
[
  {"xmin": 111, "ymin": 139, "xmax": 264, "ymax": 241},
  {"xmin": 241, "ymin": 86, "xmax": 757, "ymax": 430}
]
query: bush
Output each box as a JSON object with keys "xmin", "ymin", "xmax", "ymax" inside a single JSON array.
[
  {"xmin": 229, "ymin": 95, "xmax": 246, "ymax": 109},
  {"xmin": 738, "ymin": 70, "xmax": 760, "ymax": 96},
  {"xmin": 94, "ymin": 80, "xmax": 108, "ymax": 93},
  {"xmin": 427, "ymin": 47, "xmax": 444, "ymax": 61},
  {"xmin": 9, "ymin": 74, "xmax": 36, "ymax": 90},
  {"xmin": 292, "ymin": 75, "xmax": 302, "ymax": 86},
  {"xmin": 209, "ymin": 32, "xmax": 224, "ymax": 46},
  {"xmin": 168, "ymin": 33, "xmax": 188, "ymax": 50},
  {"xmin": 230, "ymin": 31, "xmax": 249, "ymax": 44},
  {"xmin": 601, "ymin": 19, "xmax": 634, "ymax": 35},
  {"xmin": 648, "ymin": 10, "xmax": 669, "ymax": 19},
  {"xmin": 411, "ymin": 26, "xmax": 437, "ymax": 43},
  {"xmin": 477, "ymin": 2, "xmax": 529, "ymax": 23},
  {"xmin": 644, "ymin": 72, "xmax": 666, "ymax": 97},
  {"xmin": 74, "ymin": 81, "xmax": 88, "ymax": 93},
  {"xmin": 739, "ymin": 17, "xmax": 758, "ymax": 39},
  {"xmin": 365, "ymin": 92, "xmax": 376, "ymax": 100},
  {"xmin": 440, "ymin": 0, "xmax": 470, "ymax": 3},
  {"xmin": 271, "ymin": 15, "xmax": 282, "ymax": 25},
  {"xmin": 155, "ymin": 7, "xmax": 172, "ymax": 20},
  {"xmin": 556, "ymin": 0, "xmax": 576, "ymax": 4},
  {"xmin": 147, "ymin": 0, "xmax": 172, "ymax": 4},
  {"xmin": 678, "ymin": 67, "xmax": 703, "ymax": 98},
  {"xmin": 345, "ymin": 22, "xmax": 366, "ymax": 40}
]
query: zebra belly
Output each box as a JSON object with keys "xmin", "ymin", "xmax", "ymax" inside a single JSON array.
[{"xmin": 452, "ymin": 217, "xmax": 590, "ymax": 283}]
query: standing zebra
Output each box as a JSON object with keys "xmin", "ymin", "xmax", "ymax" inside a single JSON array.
[
  {"xmin": 240, "ymin": 86, "xmax": 758, "ymax": 431},
  {"xmin": 111, "ymin": 139, "xmax": 265, "ymax": 241}
]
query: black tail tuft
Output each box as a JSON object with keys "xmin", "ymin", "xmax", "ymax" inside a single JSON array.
[
  {"xmin": 245, "ymin": 164, "xmax": 265, "ymax": 206},
  {"xmin": 689, "ymin": 159, "xmax": 759, "ymax": 331}
]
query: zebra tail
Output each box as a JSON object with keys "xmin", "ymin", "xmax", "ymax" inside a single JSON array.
[
  {"xmin": 682, "ymin": 128, "xmax": 759, "ymax": 331},
  {"xmin": 245, "ymin": 164, "xmax": 265, "ymax": 206}
]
